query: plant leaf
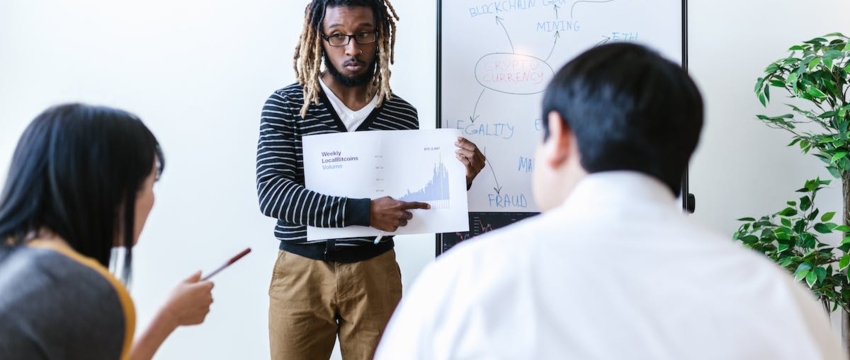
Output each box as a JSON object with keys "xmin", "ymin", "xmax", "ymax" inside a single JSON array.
[
  {"xmin": 814, "ymin": 223, "xmax": 833, "ymax": 234},
  {"xmin": 824, "ymin": 57, "xmax": 834, "ymax": 69},
  {"xmin": 741, "ymin": 235, "xmax": 759, "ymax": 245},
  {"xmin": 779, "ymin": 207, "xmax": 798, "ymax": 217},
  {"xmin": 806, "ymin": 271, "xmax": 818, "ymax": 287},
  {"xmin": 822, "ymin": 212, "xmax": 836, "ymax": 222},
  {"xmin": 796, "ymin": 262, "xmax": 813, "ymax": 273},
  {"xmin": 755, "ymin": 77, "xmax": 766, "ymax": 93},
  {"xmin": 794, "ymin": 219, "xmax": 807, "ymax": 234},
  {"xmin": 819, "ymin": 111, "xmax": 838, "ymax": 119},
  {"xmin": 800, "ymin": 196, "xmax": 812, "ymax": 211},
  {"xmin": 795, "ymin": 269, "xmax": 811, "ymax": 282},
  {"xmin": 769, "ymin": 79, "xmax": 786, "ymax": 87},
  {"xmin": 807, "ymin": 87, "xmax": 827, "ymax": 98},
  {"xmin": 828, "ymin": 166, "xmax": 842, "ymax": 178},
  {"xmin": 808, "ymin": 208, "xmax": 821, "ymax": 222},
  {"xmin": 802, "ymin": 236, "xmax": 817, "ymax": 248},
  {"xmin": 840, "ymin": 254, "xmax": 850, "ymax": 270},
  {"xmin": 808, "ymin": 57, "xmax": 821, "ymax": 70},
  {"xmin": 815, "ymin": 267, "xmax": 827, "ymax": 281},
  {"xmin": 787, "ymin": 72, "xmax": 799, "ymax": 89},
  {"xmin": 765, "ymin": 63, "xmax": 780, "ymax": 73}
]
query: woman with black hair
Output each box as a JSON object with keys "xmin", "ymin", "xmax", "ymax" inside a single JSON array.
[{"xmin": 0, "ymin": 104, "xmax": 214, "ymax": 360}]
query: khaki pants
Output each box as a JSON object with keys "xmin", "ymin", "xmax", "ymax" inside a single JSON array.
[{"xmin": 268, "ymin": 249, "xmax": 402, "ymax": 360}]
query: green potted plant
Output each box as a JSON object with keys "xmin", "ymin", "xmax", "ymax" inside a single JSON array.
[
  {"xmin": 736, "ymin": 32, "xmax": 850, "ymax": 350},
  {"xmin": 734, "ymin": 178, "xmax": 850, "ymax": 314}
]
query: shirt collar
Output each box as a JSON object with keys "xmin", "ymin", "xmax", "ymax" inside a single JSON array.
[{"xmin": 557, "ymin": 171, "xmax": 679, "ymax": 213}]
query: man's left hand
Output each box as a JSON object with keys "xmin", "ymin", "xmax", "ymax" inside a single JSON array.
[{"xmin": 455, "ymin": 137, "xmax": 485, "ymax": 188}]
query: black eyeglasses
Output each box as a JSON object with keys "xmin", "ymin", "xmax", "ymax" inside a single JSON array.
[{"xmin": 321, "ymin": 31, "xmax": 379, "ymax": 47}]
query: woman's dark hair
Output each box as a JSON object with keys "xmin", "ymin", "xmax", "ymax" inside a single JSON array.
[
  {"xmin": 541, "ymin": 42, "xmax": 703, "ymax": 195},
  {"xmin": 0, "ymin": 104, "xmax": 164, "ymax": 282}
]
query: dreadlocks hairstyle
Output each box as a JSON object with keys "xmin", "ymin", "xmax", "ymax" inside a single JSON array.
[{"xmin": 294, "ymin": 0, "xmax": 399, "ymax": 118}]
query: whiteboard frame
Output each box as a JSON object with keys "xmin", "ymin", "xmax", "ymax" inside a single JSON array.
[{"xmin": 435, "ymin": 0, "xmax": 690, "ymax": 255}]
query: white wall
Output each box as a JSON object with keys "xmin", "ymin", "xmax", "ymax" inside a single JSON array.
[
  {"xmin": 1, "ymin": 0, "xmax": 849, "ymax": 359},
  {"xmin": 688, "ymin": 0, "xmax": 848, "ymax": 245},
  {"xmin": 688, "ymin": 0, "xmax": 849, "ymax": 332},
  {"xmin": 0, "ymin": 1, "xmax": 434, "ymax": 359}
]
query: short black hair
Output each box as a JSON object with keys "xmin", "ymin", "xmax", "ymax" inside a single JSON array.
[
  {"xmin": 0, "ymin": 104, "xmax": 164, "ymax": 282},
  {"xmin": 541, "ymin": 42, "xmax": 703, "ymax": 194}
]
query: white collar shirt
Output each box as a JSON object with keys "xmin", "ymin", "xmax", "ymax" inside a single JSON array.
[
  {"xmin": 318, "ymin": 77, "xmax": 378, "ymax": 132},
  {"xmin": 376, "ymin": 171, "xmax": 845, "ymax": 360}
]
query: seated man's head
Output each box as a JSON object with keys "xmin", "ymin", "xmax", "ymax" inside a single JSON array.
[{"xmin": 534, "ymin": 43, "xmax": 703, "ymax": 211}]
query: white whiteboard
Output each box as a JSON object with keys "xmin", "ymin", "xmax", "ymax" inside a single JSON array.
[{"xmin": 440, "ymin": 0, "xmax": 684, "ymax": 212}]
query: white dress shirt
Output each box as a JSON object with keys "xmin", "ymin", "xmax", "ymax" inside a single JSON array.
[{"xmin": 376, "ymin": 172, "xmax": 845, "ymax": 360}]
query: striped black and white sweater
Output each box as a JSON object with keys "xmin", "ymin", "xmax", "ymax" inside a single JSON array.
[{"xmin": 256, "ymin": 83, "xmax": 419, "ymax": 255}]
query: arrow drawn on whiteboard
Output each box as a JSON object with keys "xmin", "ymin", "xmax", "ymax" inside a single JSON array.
[
  {"xmin": 594, "ymin": 35, "xmax": 611, "ymax": 47},
  {"xmin": 571, "ymin": 0, "xmax": 614, "ymax": 19},
  {"xmin": 554, "ymin": 4, "xmax": 560, "ymax": 19},
  {"xmin": 485, "ymin": 157, "xmax": 503, "ymax": 195},
  {"xmin": 495, "ymin": 16, "xmax": 515, "ymax": 54},
  {"xmin": 470, "ymin": 88, "xmax": 485, "ymax": 123},
  {"xmin": 544, "ymin": 31, "xmax": 560, "ymax": 62}
]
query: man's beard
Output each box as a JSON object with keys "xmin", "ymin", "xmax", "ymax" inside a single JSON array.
[{"xmin": 324, "ymin": 52, "xmax": 378, "ymax": 88}]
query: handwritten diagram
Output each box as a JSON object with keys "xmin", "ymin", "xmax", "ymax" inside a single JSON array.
[{"xmin": 441, "ymin": 0, "xmax": 683, "ymax": 213}]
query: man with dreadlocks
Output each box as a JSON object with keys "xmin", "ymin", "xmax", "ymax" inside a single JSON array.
[{"xmin": 255, "ymin": 1, "xmax": 485, "ymax": 359}]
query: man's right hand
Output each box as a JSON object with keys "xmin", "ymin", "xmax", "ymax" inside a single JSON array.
[{"xmin": 370, "ymin": 196, "xmax": 431, "ymax": 232}]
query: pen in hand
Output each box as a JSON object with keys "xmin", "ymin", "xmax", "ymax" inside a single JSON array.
[
  {"xmin": 202, "ymin": 248, "xmax": 252, "ymax": 281},
  {"xmin": 373, "ymin": 232, "xmax": 384, "ymax": 245}
]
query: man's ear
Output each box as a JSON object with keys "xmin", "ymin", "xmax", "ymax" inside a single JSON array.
[{"xmin": 542, "ymin": 111, "xmax": 573, "ymax": 168}]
